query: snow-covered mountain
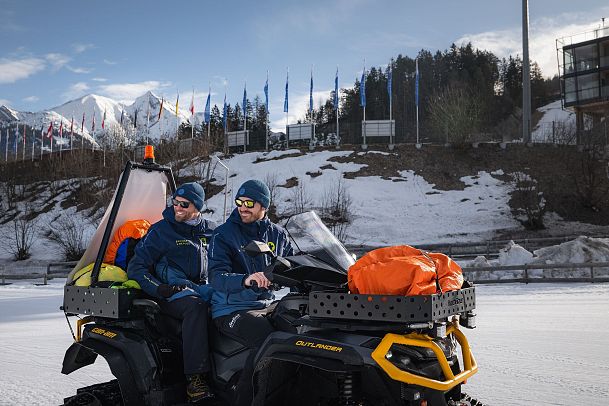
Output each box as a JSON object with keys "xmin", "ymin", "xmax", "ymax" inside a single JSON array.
[{"xmin": 0, "ymin": 91, "xmax": 199, "ymax": 148}]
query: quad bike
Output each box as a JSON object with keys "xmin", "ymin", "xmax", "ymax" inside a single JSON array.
[{"xmin": 61, "ymin": 152, "xmax": 483, "ymax": 405}]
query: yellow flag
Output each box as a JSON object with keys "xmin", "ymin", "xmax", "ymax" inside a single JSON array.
[{"xmin": 175, "ymin": 92, "xmax": 179, "ymax": 117}]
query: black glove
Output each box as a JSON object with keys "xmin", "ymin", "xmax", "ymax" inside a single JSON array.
[{"xmin": 157, "ymin": 284, "xmax": 185, "ymax": 298}]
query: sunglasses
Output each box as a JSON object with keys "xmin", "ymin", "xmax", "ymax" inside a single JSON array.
[
  {"xmin": 172, "ymin": 198, "xmax": 191, "ymax": 209},
  {"xmin": 235, "ymin": 198, "xmax": 255, "ymax": 208}
]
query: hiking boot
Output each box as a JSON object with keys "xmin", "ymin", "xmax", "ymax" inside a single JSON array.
[{"xmin": 186, "ymin": 374, "xmax": 214, "ymax": 403}]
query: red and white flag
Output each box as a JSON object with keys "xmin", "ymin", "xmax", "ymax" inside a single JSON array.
[
  {"xmin": 101, "ymin": 109, "xmax": 106, "ymax": 130},
  {"xmin": 59, "ymin": 121, "xmax": 63, "ymax": 138},
  {"xmin": 158, "ymin": 97, "xmax": 164, "ymax": 121},
  {"xmin": 46, "ymin": 122, "xmax": 53, "ymax": 139},
  {"xmin": 91, "ymin": 112, "xmax": 96, "ymax": 132},
  {"xmin": 189, "ymin": 91, "xmax": 195, "ymax": 116}
]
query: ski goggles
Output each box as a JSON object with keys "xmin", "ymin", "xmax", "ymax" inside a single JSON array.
[
  {"xmin": 172, "ymin": 198, "xmax": 191, "ymax": 209},
  {"xmin": 235, "ymin": 198, "xmax": 256, "ymax": 208}
]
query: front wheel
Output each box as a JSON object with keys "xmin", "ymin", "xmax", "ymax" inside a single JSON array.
[
  {"xmin": 63, "ymin": 380, "xmax": 123, "ymax": 406},
  {"xmin": 448, "ymin": 392, "xmax": 487, "ymax": 406}
]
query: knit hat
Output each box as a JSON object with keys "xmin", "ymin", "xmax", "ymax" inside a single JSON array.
[
  {"xmin": 173, "ymin": 182, "xmax": 205, "ymax": 211},
  {"xmin": 236, "ymin": 179, "xmax": 271, "ymax": 208}
]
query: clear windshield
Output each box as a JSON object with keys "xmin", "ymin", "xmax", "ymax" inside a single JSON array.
[{"xmin": 285, "ymin": 211, "xmax": 355, "ymax": 272}]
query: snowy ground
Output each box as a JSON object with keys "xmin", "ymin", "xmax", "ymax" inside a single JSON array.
[{"xmin": 0, "ymin": 279, "xmax": 607, "ymax": 405}]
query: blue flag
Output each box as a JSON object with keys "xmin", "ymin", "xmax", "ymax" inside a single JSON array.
[
  {"xmin": 333, "ymin": 68, "xmax": 339, "ymax": 111},
  {"xmin": 415, "ymin": 59, "xmax": 419, "ymax": 107},
  {"xmin": 387, "ymin": 67, "xmax": 392, "ymax": 104},
  {"xmin": 283, "ymin": 70, "xmax": 289, "ymax": 113},
  {"xmin": 359, "ymin": 69, "xmax": 366, "ymax": 108},
  {"xmin": 242, "ymin": 84, "xmax": 247, "ymax": 119},
  {"xmin": 264, "ymin": 75, "xmax": 269, "ymax": 114},
  {"xmin": 309, "ymin": 70, "xmax": 313, "ymax": 112},
  {"xmin": 204, "ymin": 91, "xmax": 211, "ymax": 124},
  {"xmin": 222, "ymin": 93, "xmax": 227, "ymax": 130}
]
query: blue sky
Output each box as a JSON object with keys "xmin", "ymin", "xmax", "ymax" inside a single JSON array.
[{"xmin": 1, "ymin": 0, "xmax": 608, "ymax": 130}]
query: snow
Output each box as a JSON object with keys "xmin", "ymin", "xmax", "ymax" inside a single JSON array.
[
  {"xmin": 0, "ymin": 279, "xmax": 607, "ymax": 405},
  {"xmin": 532, "ymin": 100, "xmax": 575, "ymax": 143}
]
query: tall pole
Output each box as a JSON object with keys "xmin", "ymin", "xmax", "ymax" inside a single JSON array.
[
  {"xmin": 4, "ymin": 128, "xmax": 7, "ymax": 162},
  {"xmin": 416, "ymin": 58, "xmax": 420, "ymax": 145},
  {"xmin": 522, "ymin": 0, "xmax": 532, "ymax": 144},
  {"xmin": 22, "ymin": 124, "xmax": 25, "ymax": 161},
  {"xmin": 265, "ymin": 71, "xmax": 269, "ymax": 151}
]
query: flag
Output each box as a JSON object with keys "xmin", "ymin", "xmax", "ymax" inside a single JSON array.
[
  {"xmin": 91, "ymin": 110, "xmax": 96, "ymax": 132},
  {"xmin": 46, "ymin": 122, "xmax": 53, "ymax": 138},
  {"xmin": 59, "ymin": 121, "xmax": 63, "ymax": 138},
  {"xmin": 242, "ymin": 83, "xmax": 247, "ymax": 119},
  {"xmin": 415, "ymin": 59, "xmax": 420, "ymax": 107},
  {"xmin": 134, "ymin": 110, "xmax": 138, "ymax": 128},
  {"xmin": 13, "ymin": 125, "xmax": 18, "ymax": 152},
  {"xmin": 283, "ymin": 69, "xmax": 289, "ymax": 113},
  {"xmin": 333, "ymin": 68, "xmax": 339, "ymax": 111},
  {"xmin": 387, "ymin": 67, "xmax": 392, "ymax": 104},
  {"xmin": 264, "ymin": 74, "xmax": 269, "ymax": 114},
  {"xmin": 120, "ymin": 110, "xmax": 124, "ymax": 125},
  {"xmin": 146, "ymin": 106, "xmax": 150, "ymax": 128},
  {"xmin": 189, "ymin": 91, "xmax": 195, "ymax": 116},
  {"xmin": 175, "ymin": 92, "xmax": 179, "ymax": 117},
  {"xmin": 81, "ymin": 112, "xmax": 85, "ymax": 132},
  {"xmin": 309, "ymin": 69, "xmax": 313, "ymax": 112},
  {"xmin": 222, "ymin": 93, "xmax": 227, "ymax": 130},
  {"xmin": 204, "ymin": 90, "xmax": 211, "ymax": 124},
  {"xmin": 22, "ymin": 124, "xmax": 26, "ymax": 148},
  {"xmin": 101, "ymin": 110, "xmax": 106, "ymax": 130},
  {"xmin": 158, "ymin": 97, "xmax": 164, "ymax": 121},
  {"xmin": 70, "ymin": 116, "xmax": 74, "ymax": 135},
  {"xmin": 360, "ymin": 68, "xmax": 366, "ymax": 107}
]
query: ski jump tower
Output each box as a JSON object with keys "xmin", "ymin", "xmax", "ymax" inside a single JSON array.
[{"xmin": 557, "ymin": 21, "xmax": 609, "ymax": 143}]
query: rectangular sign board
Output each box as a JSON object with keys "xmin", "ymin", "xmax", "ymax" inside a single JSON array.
[
  {"xmin": 288, "ymin": 123, "xmax": 314, "ymax": 141},
  {"xmin": 227, "ymin": 130, "xmax": 249, "ymax": 147},
  {"xmin": 362, "ymin": 120, "xmax": 395, "ymax": 137}
]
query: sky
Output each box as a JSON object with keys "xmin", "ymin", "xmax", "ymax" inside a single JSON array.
[{"xmin": 1, "ymin": 0, "xmax": 608, "ymax": 131}]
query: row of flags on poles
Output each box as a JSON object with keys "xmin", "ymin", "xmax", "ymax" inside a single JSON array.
[{"xmin": 4, "ymin": 61, "xmax": 422, "ymax": 150}]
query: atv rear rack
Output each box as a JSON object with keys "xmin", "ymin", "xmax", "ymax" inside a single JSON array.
[
  {"xmin": 308, "ymin": 287, "xmax": 475, "ymax": 323},
  {"xmin": 63, "ymin": 286, "xmax": 139, "ymax": 319}
]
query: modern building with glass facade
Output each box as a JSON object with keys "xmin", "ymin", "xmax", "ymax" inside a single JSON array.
[{"xmin": 558, "ymin": 25, "xmax": 609, "ymax": 135}]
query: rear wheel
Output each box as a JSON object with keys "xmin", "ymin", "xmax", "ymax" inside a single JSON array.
[
  {"xmin": 63, "ymin": 380, "xmax": 123, "ymax": 406},
  {"xmin": 448, "ymin": 392, "xmax": 487, "ymax": 406}
]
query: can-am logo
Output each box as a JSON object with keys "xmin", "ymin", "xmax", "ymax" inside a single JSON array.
[{"xmin": 448, "ymin": 297, "xmax": 463, "ymax": 306}]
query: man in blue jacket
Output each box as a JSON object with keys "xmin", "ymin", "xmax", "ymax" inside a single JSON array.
[
  {"xmin": 208, "ymin": 179, "xmax": 293, "ymax": 406},
  {"xmin": 128, "ymin": 182, "xmax": 215, "ymax": 403}
]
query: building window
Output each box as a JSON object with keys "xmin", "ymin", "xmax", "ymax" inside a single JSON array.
[
  {"xmin": 577, "ymin": 73, "xmax": 599, "ymax": 100},
  {"xmin": 574, "ymin": 44, "xmax": 598, "ymax": 72}
]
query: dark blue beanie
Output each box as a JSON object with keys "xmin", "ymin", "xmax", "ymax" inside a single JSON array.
[
  {"xmin": 236, "ymin": 179, "xmax": 271, "ymax": 208},
  {"xmin": 173, "ymin": 182, "xmax": 205, "ymax": 211}
]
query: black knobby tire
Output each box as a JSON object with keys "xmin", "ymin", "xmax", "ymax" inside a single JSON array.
[
  {"xmin": 63, "ymin": 380, "xmax": 123, "ymax": 406},
  {"xmin": 454, "ymin": 392, "xmax": 488, "ymax": 406}
]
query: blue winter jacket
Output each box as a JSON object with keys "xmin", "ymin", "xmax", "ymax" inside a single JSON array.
[
  {"xmin": 127, "ymin": 206, "xmax": 216, "ymax": 300},
  {"xmin": 208, "ymin": 208, "xmax": 293, "ymax": 318}
]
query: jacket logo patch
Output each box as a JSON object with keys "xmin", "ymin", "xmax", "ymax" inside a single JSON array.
[
  {"xmin": 200, "ymin": 237, "xmax": 208, "ymax": 246},
  {"xmin": 175, "ymin": 239, "xmax": 190, "ymax": 246},
  {"xmin": 267, "ymin": 241, "xmax": 276, "ymax": 252}
]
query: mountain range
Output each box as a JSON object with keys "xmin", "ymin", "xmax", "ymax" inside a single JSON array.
[{"xmin": 0, "ymin": 92, "xmax": 201, "ymax": 148}]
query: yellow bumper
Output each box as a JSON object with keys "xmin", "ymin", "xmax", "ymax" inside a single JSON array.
[{"xmin": 371, "ymin": 323, "xmax": 477, "ymax": 391}]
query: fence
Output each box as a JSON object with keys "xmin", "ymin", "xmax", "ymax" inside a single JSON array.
[
  {"xmin": 0, "ymin": 261, "xmax": 76, "ymax": 285},
  {"xmin": 462, "ymin": 261, "xmax": 609, "ymax": 284}
]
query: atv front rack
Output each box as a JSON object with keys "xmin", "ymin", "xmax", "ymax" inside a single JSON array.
[{"xmin": 308, "ymin": 287, "xmax": 475, "ymax": 323}]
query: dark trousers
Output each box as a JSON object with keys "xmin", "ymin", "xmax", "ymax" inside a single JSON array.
[
  {"xmin": 159, "ymin": 295, "xmax": 210, "ymax": 375},
  {"xmin": 214, "ymin": 308, "xmax": 275, "ymax": 406}
]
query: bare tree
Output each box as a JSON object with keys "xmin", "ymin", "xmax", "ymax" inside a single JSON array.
[
  {"xmin": 289, "ymin": 179, "xmax": 312, "ymax": 215},
  {"xmin": 46, "ymin": 215, "xmax": 88, "ymax": 261},
  {"xmin": 1, "ymin": 205, "xmax": 38, "ymax": 260},
  {"xmin": 427, "ymin": 85, "xmax": 485, "ymax": 144},
  {"xmin": 319, "ymin": 175, "xmax": 353, "ymax": 242}
]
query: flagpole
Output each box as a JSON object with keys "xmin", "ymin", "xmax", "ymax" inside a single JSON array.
[
  {"xmin": 207, "ymin": 84, "xmax": 211, "ymax": 141},
  {"xmin": 22, "ymin": 124, "xmax": 25, "ymax": 161},
  {"xmin": 416, "ymin": 58, "xmax": 420, "ymax": 145},
  {"xmin": 40, "ymin": 126, "xmax": 43, "ymax": 160},
  {"xmin": 265, "ymin": 71, "xmax": 269, "ymax": 151},
  {"xmin": 31, "ymin": 127, "xmax": 35, "ymax": 161},
  {"xmin": 175, "ymin": 90, "xmax": 179, "ymax": 140},
  {"xmin": 191, "ymin": 88, "xmax": 195, "ymax": 139},
  {"xmin": 5, "ymin": 128, "xmax": 7, "ymax": 162},
  {"xmin": 389, "ymin": 65, "xmax": 393, "ymax": 146}
]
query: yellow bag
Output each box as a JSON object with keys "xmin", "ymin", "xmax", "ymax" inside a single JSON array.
[{"xmin": 72, "ymin": 263, "xmax": 128, "ymax": 287}]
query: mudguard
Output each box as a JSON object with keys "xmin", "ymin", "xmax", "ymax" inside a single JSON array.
[{"xmin": 62, "ymin": 342, "xmax": 98, "ymax": 374}]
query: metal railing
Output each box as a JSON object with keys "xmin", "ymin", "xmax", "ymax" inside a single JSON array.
[
  {"xmin": 463, "ymin": 261, "xmax": 609, "ymax": 284},
  {"xmin": 0, "ymin": 261, "xmax": 76, "ymax": 285}
]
